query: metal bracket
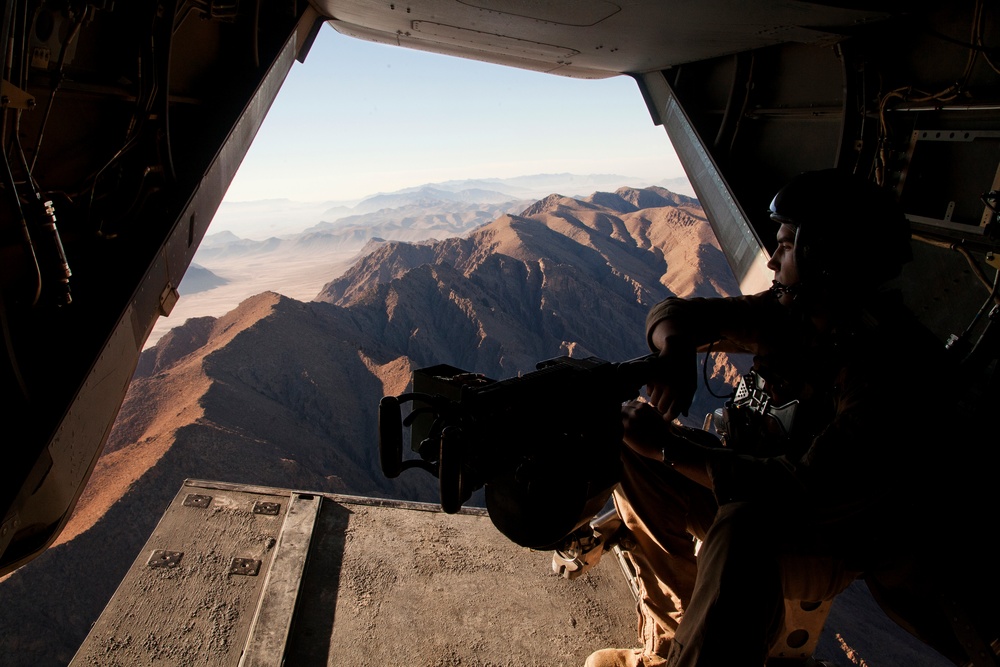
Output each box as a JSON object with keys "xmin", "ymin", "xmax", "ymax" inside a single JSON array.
[
  {"xmin": 183, "ymin": 494, "xmax": 212, "ymax": 508},
  {"xmin": 253, "ymin": 501, "xmax": 281, "ymax": 515},
  {"xmin": 230, "ymin": 558, "xmax": 262, "ymax": 576},
  {"xmin": 147, "ymin": 550, "xmax": 184, "ymax": 568},
  {"xmin": 158, "ymin": 284, "xmax": 179, "ymax": 317},
  {"xmin": 0, "ymin": 80, "xmax": 35, "ymax": 109}
]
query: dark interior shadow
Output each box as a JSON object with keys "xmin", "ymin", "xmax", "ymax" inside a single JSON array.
[{"xmin": 283, "ymin": 499, "xmax": 354, "ymax": 665}]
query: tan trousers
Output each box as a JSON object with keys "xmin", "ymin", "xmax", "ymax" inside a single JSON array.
[{"xmin": 615, "ymin": 450, "xmax": 860, "ymax": 667}]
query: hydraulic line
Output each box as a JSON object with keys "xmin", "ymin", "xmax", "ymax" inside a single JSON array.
[
  {"xmin": 14, "ymin": 110, "xmax": 71, "ymax": 305},
  {"xmin": 1, "ymin": 111, "xmax": 42, "ymax": 306}
]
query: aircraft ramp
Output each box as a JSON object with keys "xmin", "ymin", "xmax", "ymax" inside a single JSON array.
[{"xmin": 69, "ymin": 479, "xmax": 637, "ymax": 666}]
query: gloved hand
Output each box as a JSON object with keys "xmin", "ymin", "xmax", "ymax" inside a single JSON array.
[{"xmin": 645, "ymin": 321, "xmax": 697, "ymax": 421}]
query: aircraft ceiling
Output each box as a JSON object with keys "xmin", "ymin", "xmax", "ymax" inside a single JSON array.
[{"xmin": 315, "ymin": 0, "xmax": 895, "ymax": 78}]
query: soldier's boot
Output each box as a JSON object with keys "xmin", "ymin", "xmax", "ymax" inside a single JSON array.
[{"xmin": 583, "ymin": 648, "xmax": 669, "ymax": 667}]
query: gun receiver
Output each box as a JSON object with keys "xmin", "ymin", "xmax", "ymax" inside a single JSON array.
[{"xmin": 378, "ymin": 354, "xmax": 656, "ymax": 549}]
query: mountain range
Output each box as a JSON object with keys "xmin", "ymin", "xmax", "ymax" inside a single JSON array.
[
  {"xmin": 151, "ymin": 176, "xmax": 688, "ymax": 349},
  {"xmin": 0, "ymin": 185, "xmax": 949, "ymax": 667},
  {"xmin": 206, "ymin": 173, "xmax": 695, "ymax": 240}
]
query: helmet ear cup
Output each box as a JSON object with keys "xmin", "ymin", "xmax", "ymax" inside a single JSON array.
[
  {"xmin": 793, "ymin": 218, "xmax": 837, "ymax": 285},
  {"xmin": 793, "ymin": 224, "xmax": 817, "ymax": 284}
]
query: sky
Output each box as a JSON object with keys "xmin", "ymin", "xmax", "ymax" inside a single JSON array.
[{"xmin": 220, "ymin": 22, "xmax": 687, "ymax": 204}]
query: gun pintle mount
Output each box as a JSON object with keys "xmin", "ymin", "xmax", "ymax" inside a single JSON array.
[{"xmin": 378, "ymin": 354, "xmax": 656, "ymax": 549}]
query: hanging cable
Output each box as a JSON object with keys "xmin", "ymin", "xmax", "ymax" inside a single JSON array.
[
  {"xmin": 1, "ymin": 125, "xmax": 42, "ymax": 306},
  {"xmin": 0, "ymin": 286, "xmax": 31, "ymax": 404},
  {"xmin": 975, "ymin": 0, "xmax": 1000, "ymax": 75},
  {"xmin": 702, "ymin": 341, "xmax": 736, "ymax": 401},
  {"xmin": 85, "ymin": 3, "xmax": 163, "ymax": 235},
  {"xmin": 911, "ymin": 233, "xmax": 999, "ymax": 301},
  {"xmin": 873, "ymin": 0, "xmax": 991, "ymax": 186},
  {"xmin": 30, "ymin": 4, "xmax": 89, "ymax": 175},
  {"xmin": 966, "ymin": 267, "xmax": 999, "ymax": 337},
  {"xmin": 13, "ymin": 110, "xmax": 71, "ymax": 305}
]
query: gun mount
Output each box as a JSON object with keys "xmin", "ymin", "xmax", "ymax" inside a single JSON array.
[{"xmin": 378, "ymin": 355, "xmax": 656, "ymax": 549}]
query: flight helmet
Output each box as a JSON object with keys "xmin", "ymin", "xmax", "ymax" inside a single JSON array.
[{"xmin": 768, "ymin": 169, "xmax": 912, "ymax": 294}]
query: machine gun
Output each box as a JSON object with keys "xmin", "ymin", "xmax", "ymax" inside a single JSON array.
[{"xmin": 378, "ymin": 355, "xmax": 657, "ymax": 549}]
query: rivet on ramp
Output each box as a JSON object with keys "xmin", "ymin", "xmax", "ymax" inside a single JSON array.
[
  {"xmin": 183, "ymin": 494, "xmax": 212, "ymax": 508},
  {"xmin": 253, "ymin": 501, "xmax": 280, "ymax": 515},
  {"xmin": 229, "ymin": 558, "xmax": 262, "ymax": 576},
  {"xmin": 147, "ymin": 550, "xmax": 184, "ymax": 568}
]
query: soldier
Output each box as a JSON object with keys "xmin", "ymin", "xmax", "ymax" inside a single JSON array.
[{"xmin": 585, "ymin": 169, "xmax": 975, "ymax": 666}]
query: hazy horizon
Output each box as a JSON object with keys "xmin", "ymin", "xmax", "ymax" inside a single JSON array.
[{"xmin": 208, "ymin": 172, "xmax": 695, "ymax": 239}]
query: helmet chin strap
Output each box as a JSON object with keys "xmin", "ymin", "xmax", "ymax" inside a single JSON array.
[{"xmin": 769, "ymin": 280, "xmax": 800, "ymax": 300}]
